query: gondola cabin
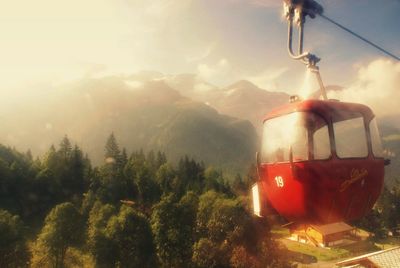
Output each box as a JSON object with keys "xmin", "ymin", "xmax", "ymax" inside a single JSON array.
[{"xmin": 252, "ymin": 99, "xmax": 386, "ymax": 224}]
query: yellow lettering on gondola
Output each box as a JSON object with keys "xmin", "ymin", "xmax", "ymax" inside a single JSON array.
[{"xmin": 340, "ymin": 168, "xmax": 368, "ymax": 192}]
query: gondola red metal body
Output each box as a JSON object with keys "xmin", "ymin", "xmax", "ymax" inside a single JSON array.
[{"xmin": 253, "ymin": 99, "xmax": 385, "ymax": 224}]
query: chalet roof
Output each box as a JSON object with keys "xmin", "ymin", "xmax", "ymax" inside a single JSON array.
[
  {"xmin": 309, "ymin": 222, "xmax": 354, "ymax": 235},
  {"xmin": 336, "ymin": 246, "xmax": 400, "ymax": 268}
]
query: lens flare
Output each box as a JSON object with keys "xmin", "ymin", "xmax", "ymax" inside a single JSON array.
[
  {"xmin": 299, "ymin": 69, "xmax": 311, "ymax": 99},
  {"xmin": 299, "ymin": 68, "xmax": 319, "ymax": 100}
]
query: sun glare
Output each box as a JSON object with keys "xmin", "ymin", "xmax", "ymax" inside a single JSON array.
[{"xmin": 298, "ymin": 68, "xmax": 320, "ymax": 100}]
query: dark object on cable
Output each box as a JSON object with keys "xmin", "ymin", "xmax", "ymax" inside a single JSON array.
[
  {"xmin": 284, "ymin": 0, "xmax": 324, "ymax": 18},
  {"xmin": 303, "ymin": 0, "xmax": 323, "ymax": 18}
]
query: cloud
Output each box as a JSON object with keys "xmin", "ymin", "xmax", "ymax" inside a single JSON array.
[
  {"xmin": 245, "ymin": 67, "xmax": 289, "ymax": 90},
  {"xmin": 83, "ymin": 63, "xmax": 108, "ymax": 78},
  {"xmin": 0, "ymin": 0, "xmax": 199, "ymax": 89},
  {"xmin": 330, "ymin": 59, "xmax": 400, "ymax": 116},
  {"xmin": 197, "ymin": 59, "xmax": 231, "ymax": 81},
  {"xmin": 186, "ymin": 43, "xmax": 216, "ymax": 63},
  {"xmin": 124, "ymin": 80, "xmax": 144, "ymax": 90},
  {"xmin": 0, "ymin": 0, "xmax": 131, "ymax": 88}
]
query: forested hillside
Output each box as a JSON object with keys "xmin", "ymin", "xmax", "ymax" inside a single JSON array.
[
  {"xmin": 0, "ymin": 135, "xmax": 293, "ymax": 268},
  {"xmin": 0, "ymin": 77, "xmax": 258, "ymax": 176}
]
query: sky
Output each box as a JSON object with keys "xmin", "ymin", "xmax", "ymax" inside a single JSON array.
[{"xmin": 0, "ymin": 0, "xmax": 398, "ymax": 94}]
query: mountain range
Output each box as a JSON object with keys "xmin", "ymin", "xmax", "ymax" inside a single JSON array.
[
  {"xmin": 0, "ymin": 72, "xmax": 398, "ymax": 180},
  {"xmin": 0, "ymin": 76, "xmax": 259, "ymax": 175}
]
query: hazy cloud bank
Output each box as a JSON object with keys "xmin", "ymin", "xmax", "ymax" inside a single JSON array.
[{"xmin": 331, "ymin": 59, "xmax": 400, "ymax": 117}]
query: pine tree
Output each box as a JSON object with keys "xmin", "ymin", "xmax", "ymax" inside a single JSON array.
[
  {"xmin": 120, "ymin": 148, "xmax": 128, "ymax": 168},
  {"xmin": 25, "ymin": 149, "xmax": 33, "ymax": 162},
  {"xmin": 156, "ymin": 151, "xmax": 167, "ymax": 169},
  {"xmin": 177, "ymin": 156, "xmax": 205, "ymax": 196},
  {"xmin": 68, "ymin": 145, "xmax": 86, "ymax": 198},
  {"xmin": 147, "ymin": 150, "xmax": 156, "ymax": 170},
  {"xmin": 104, "ymin": 133, "xmax": 121, "ymax": 164},
  {"xmin": 59, "ymin": 136, "xmax": 72, "ymax": 159},
  {"xmin": 135, "ymin": 164, "xmax": 161, "ymax": 205},
  {"xmin": 43, "ymin": 145, "xmax": 57, "ymax": 169}
]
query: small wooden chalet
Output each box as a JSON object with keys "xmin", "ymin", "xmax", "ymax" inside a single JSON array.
[{"xmin": 290, "ymin": 222, "xmax": 356, "ymax": 247}]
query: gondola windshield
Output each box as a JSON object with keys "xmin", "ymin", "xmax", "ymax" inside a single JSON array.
[{"xmin": 261, "ymin": 112, "xmax": 330, "ymax": 163}]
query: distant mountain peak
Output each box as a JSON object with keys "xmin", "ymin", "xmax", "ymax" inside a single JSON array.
[
  {"xmin": 226, "ymin": 80, "xmax": 259, "ymax": 90},
  {"xmin": 138, "ymin": 80, "xmax": 184, "ymax": 103}
]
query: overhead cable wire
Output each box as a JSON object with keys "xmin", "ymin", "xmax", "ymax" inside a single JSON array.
[{"xmin": 318, "ymin": 13, "xmax": 400, "ymax": 61}]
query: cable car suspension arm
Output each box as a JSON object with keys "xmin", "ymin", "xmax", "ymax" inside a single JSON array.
[
  {"xmin": 284, "ymin": 0, "xmax": 327, "ymax": 100},
  {"xmin": 284, "ymin": 0, "xmax": 400, "ymax": 62}
]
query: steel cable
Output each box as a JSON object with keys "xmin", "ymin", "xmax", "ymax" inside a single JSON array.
[{"xmin": 318, "ymin": 13, "xmax": 400, "ymax": 61}]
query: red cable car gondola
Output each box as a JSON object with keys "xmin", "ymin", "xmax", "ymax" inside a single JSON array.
[
  {"xmin": 251, "ymin": 0, "xmax": 394, "ymax": 224},
  {"xmin": 253, "ymin": 99, "xmax": 386, "ymax": 224}
]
